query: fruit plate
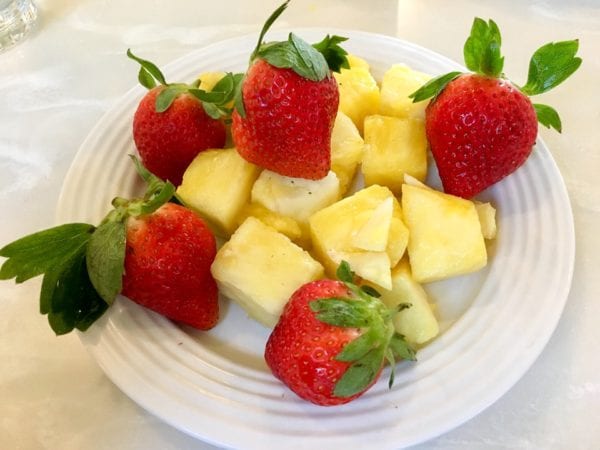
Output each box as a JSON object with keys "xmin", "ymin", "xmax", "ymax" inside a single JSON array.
[{"xmin": 56, "ymin": 29, "xmax": 575, "ymax": 449}]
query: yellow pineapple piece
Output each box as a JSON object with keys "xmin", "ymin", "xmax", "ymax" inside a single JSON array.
[
  {"xmin": 401, "ymin": 183, "xmax": 487, "ymax": 283},
  {"xmin": 211, "ymin": 217, "xmax": 324, "ymax": 327},
  {"xmin": 352, "ymin": 196, "xmax": 394, "ymax": 252},
  {"xmin": 176, "ymin": 148, "xmax": 260, "ymax": 236},
  {"xmin": 251, "ymin": 170, "xmax": 340, "ymax": 225},
  {"xmin": 334, "ymin": 55, "xmax": 380, "ymax": 134},
  {"xmin": 309, "ymin": 185, "xmax": 409, "ymax": 289},
  {"xmin": 330, "ymin": 112, "xmax": 364, "ymax": 195},
  {"xmin": 475, "ymin": 202, "xmax": 497, "ymax": 239},
  {"xmin": 378, "ymin": 258, "xmax": 439, "ymax": 345},
  {"xmin": 236, "ymin": 202, "xmax": 308, "ymax": 247},
  {"xmin": 379, "ymin": 64, "xmax": 431, "ymax": 120},
  {"xmin": 362, "ymin": 115, "xmax": 428, "ymax": 195},
  {"xmin": 197, "ymin": 71, "xmax": 226, "ymax": 92}
]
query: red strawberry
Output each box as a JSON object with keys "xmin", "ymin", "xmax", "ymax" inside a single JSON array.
[
  {"xmin": 426, "ymin": 74, "xmax": 538, "ymax": 198},
  {"xmin": 231, "ymin": 1, "xmax": 348, "ymax": 180},
  {"xmin": 123, "ymin": 202, "xmax": 218, "ymax": 330},
  {"xmin": 132, "ymin": 87, "xmax": 226, "ymax": 186},
  {"xmin": 0, "ymin": 156, "xmax": 219, "ymax": 335},
  {"xmin": 127, "ymin": 50, "xmax": 244, "ymax": 185},
  {"xmin": 265, "ymin": 263, "xmax": 416, "ymax": 406},
  {"xmin": 410, "ymin": 18, "xmax": 581, "ymax": 198}
]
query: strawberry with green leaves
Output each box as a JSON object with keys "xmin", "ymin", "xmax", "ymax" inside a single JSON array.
[
  {"xmin": 128, "ymin": 50, "xmax": 244, "ymax": 185},
  {"xmin": 265, "ymin": 262, "xmax": 416, "ymax": 406},
  {"xmin": 410, "ymin": 18, "xmax": 582, "ymax": 199},
  {"xmin": 231, "ymin": 1, "xmax": 349, "ymax": 180},
  {"xmin": 0, "ymin": 157, "xmax": 218, "ymax": 334}
]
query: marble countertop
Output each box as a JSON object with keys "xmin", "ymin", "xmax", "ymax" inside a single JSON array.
[{"xmin": 1, "ymin": 0, "xmax": 598, "ymax": 448}]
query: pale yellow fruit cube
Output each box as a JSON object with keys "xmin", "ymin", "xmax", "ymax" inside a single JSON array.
[
  {"xmin": 334, "ymin": 55, "xmax": 380, "ymax": 134},
  {"xmin": 352, "ymin": 196, "xmax": 394, "ymax": 252},
  {"xmin": 475, "ymin": 202, "xmax": 497, "ymax": 239},
  {"xmin": 401, "ymin": 183, "xmax": 487, "ymax": 283},
  {"xmin": 309, "ymin": 185, "xmax": 409, "ymax": 288},
  {"xmin": 379, "ymin": 64, "xmax": 431, "ymax": 120},
  {"xmin": 211, "ymin": 217, "xmax": 324, "ymax": 327},
  {"xmin": 330, "ymin": 250, "xmax": 392, "ymax": 290},
  {"xmin": 330, "ymin": 112, "xmax": 364, "ymax": 195},
  {"xmin": 176, "ymin": 148, "xmax": 260, "ymax": 236},
  {"xmin": 378, "ymin": 258, "xmax": 439, "ymax": 345},
  {"xmin": 236, "ymin": 202, "xmax": 308, "ymax": 248},
  {"xmin": 251, "ymin": 170, "xmax": 340, "ymax": 225},
  {"xmin": 362, "ymin": 115, "xmax": 428, "ymax": 194}
]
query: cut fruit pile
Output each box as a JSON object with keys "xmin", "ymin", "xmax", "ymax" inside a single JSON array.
[{"xmin": 182, "ymin": 56, "xmax": 497, "ymax": 344}]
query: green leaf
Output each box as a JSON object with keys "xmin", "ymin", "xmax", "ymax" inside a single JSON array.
[
  {"xmin": 41, "ymin": 244, "xmax": 108, "ymax": 335},
  {"xmin": 389, "ymin": 333, "xmax": 417, "ymax": 361},
  {"xmin": 257, "ymin": 33, "xmax": 329, "ymax": 82},
  {"xmin": 138, "ymin": 68, "xmax": 157, "ymax": 90},
  {"xmin": 312, "ymin": 35, "xmax": 350, "ymax": 73},
  {"xmin": 334, "ymin": 347, "xmax": 385, "ymax": 397},
  {"xmin": 409, "ymin": 71, "xmax": 462, "ymax": 103},
  {"xmin": 336, "ymin": 260, "xmax": 355, "ymax": 284},
  {"xmin": 86, "ymin": 221, "xmax": 126, "ymax": 305},
  {"xmin": 155, "ymin": 85, "xmax": 188, "ymax": 113},
  {"xmin": 201, "ymin": 102, "xmax": 224, "ymax": 120},
  {"xmin": 533, "ymin": 103, "xmax": 562, "ymax": 132},
  {"xmin": 189, "ymin": 88, "xmax": 227, "ymax": 105},
  {"xmin": 385, "ymin": 348, "xmax": 397, "ymax": 389},
  {"xmin": 310, "ymin": 298, "xmax": 372, "ymax": 328},
  {"xmin": 360, "ymin": 285, "xmax": 381, "ymax": 298},
  {"xmin": 233, "ymin": 74, "xmax": 246, "ymax": 118},
  {"xmin": 128, "ymin": 154, "xmax": 176, "ymax": 212},
  {"xmin": 463, "ymin": 18, "xmax": 504, "ymax": 77},
  {"xmin": 250, "ymin": 0, "xmax": 290, "ymax": 61},
  {"xmin": 0, "ymin": 224, "xmax": 95, "ymax": 283},
  {"xmin": 127, "ymin": 49, "xmax": 167, "ymax": 87},
  {"xmin": 521, "ymin": 40, "xmax": 582, "ymax": 96},
  {"xmin": 336, "ymin": 330, "xmax": 380, "ymax": 362}
]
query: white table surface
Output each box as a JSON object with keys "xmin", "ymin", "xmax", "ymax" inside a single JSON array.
[{"xmin": 1, "ymin": 0, "xmax": 598, "ymax": 448}]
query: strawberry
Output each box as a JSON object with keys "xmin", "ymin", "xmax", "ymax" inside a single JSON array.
[
  {"xmin": 127, "ymin": 51, "xmax": 244, "ymax": 185},
  {"xmin": 123, "ymin": 202, "xmax": 218, "ymax": 330},
  {"xmin": 231, "ymin": 1, "xmax": 349, "ymax": 180},
  {"xmin": 0, "ymin": 157, "xmax": 219, "ymax": 334},
  {"xmin": 410, "ymin": 18, "xmax": 582, "ymax": 198},
  {"xmin": 265, "ymin": 262, "xmax": 416, "ymax": 406}
]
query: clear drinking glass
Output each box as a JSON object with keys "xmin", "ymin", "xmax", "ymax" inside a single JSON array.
[{"xmin": 0, "ymin": 0, "xmax": 37, "ymax": 53}]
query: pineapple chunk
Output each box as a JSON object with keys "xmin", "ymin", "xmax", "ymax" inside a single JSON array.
[
  {"xmin": 211, "ymin": 217, "xmax": 324, "ymax": 327},
  {"xmin": 352, "ymin": 196, "xmax": 394, "ymax": 252},
  {"xmin": 236, "ymin": 202, "xmax": 308, "ymax": 247},
  {"xmin": 197, "ymin": 71, "xmax": 227, "ymax": 92},
  {"xmin": 334, "ymin": 55, "xmax": 380, "ymax": 134},
  {"xmin": 251, "ymin": 170, "xmax": 340, "ymax": 225},
  {"xmin": 379, "ymin": 64, "xmax": 431, "ymax": 120},
  {"xmin": 378, "ymin": 258, "xmax": 439, "ymax": 345},
  {"xmin": 362, "ymin": 115, "xmax": 428, "ymax": 194},
  {"xmin": 309, "ymin": 185, "xmax": 408, "ymax": 289},
  {"xmin": 401, "ymin": 183, "xmax": 487, "ymax": 283},
  {"xmin": 330, "ymin": 112, "xmax": 364, "ymax": 195},
  {"xmin": 331, "ymin": 250, "xmax": 392, "ymax": 290},
  {"xmin": 475, "ymin": 202, "xmax": 497, "ymax": 239},
  {"xmin": 176, "ymin": 148, "xmax": 260, "ymax": 236}
]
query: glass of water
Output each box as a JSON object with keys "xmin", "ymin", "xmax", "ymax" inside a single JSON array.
[{"xmin": 0, "ymin": 0, "xmax": 37, "ymax": 53}]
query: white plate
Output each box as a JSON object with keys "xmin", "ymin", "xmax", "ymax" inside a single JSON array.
[{"xmin": 56, "ymin": 29, "xmax": 575, "ymax": 449}]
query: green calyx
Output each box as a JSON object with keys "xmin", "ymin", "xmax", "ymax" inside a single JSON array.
[
  {"xmin": 409, "ymin": 17, "xmax": 582, "ymax": 133},
  {"xmin": 0, "ymin": 157, "xmax": 176, "ymax": 335},
  {"xmin": 127, "ymin": 49, "xmax": 244, "ymax": 120},
  {"xmin": 309, "ymin": 261, "xmax": 416, "ymax": 398},
  {"xmin": 249, "ymin": 1, "xmax": 349, "ymax": 80},
  {"xmin": 235, "ymin": 1, "xmax": 348, "ymax": 118}
]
